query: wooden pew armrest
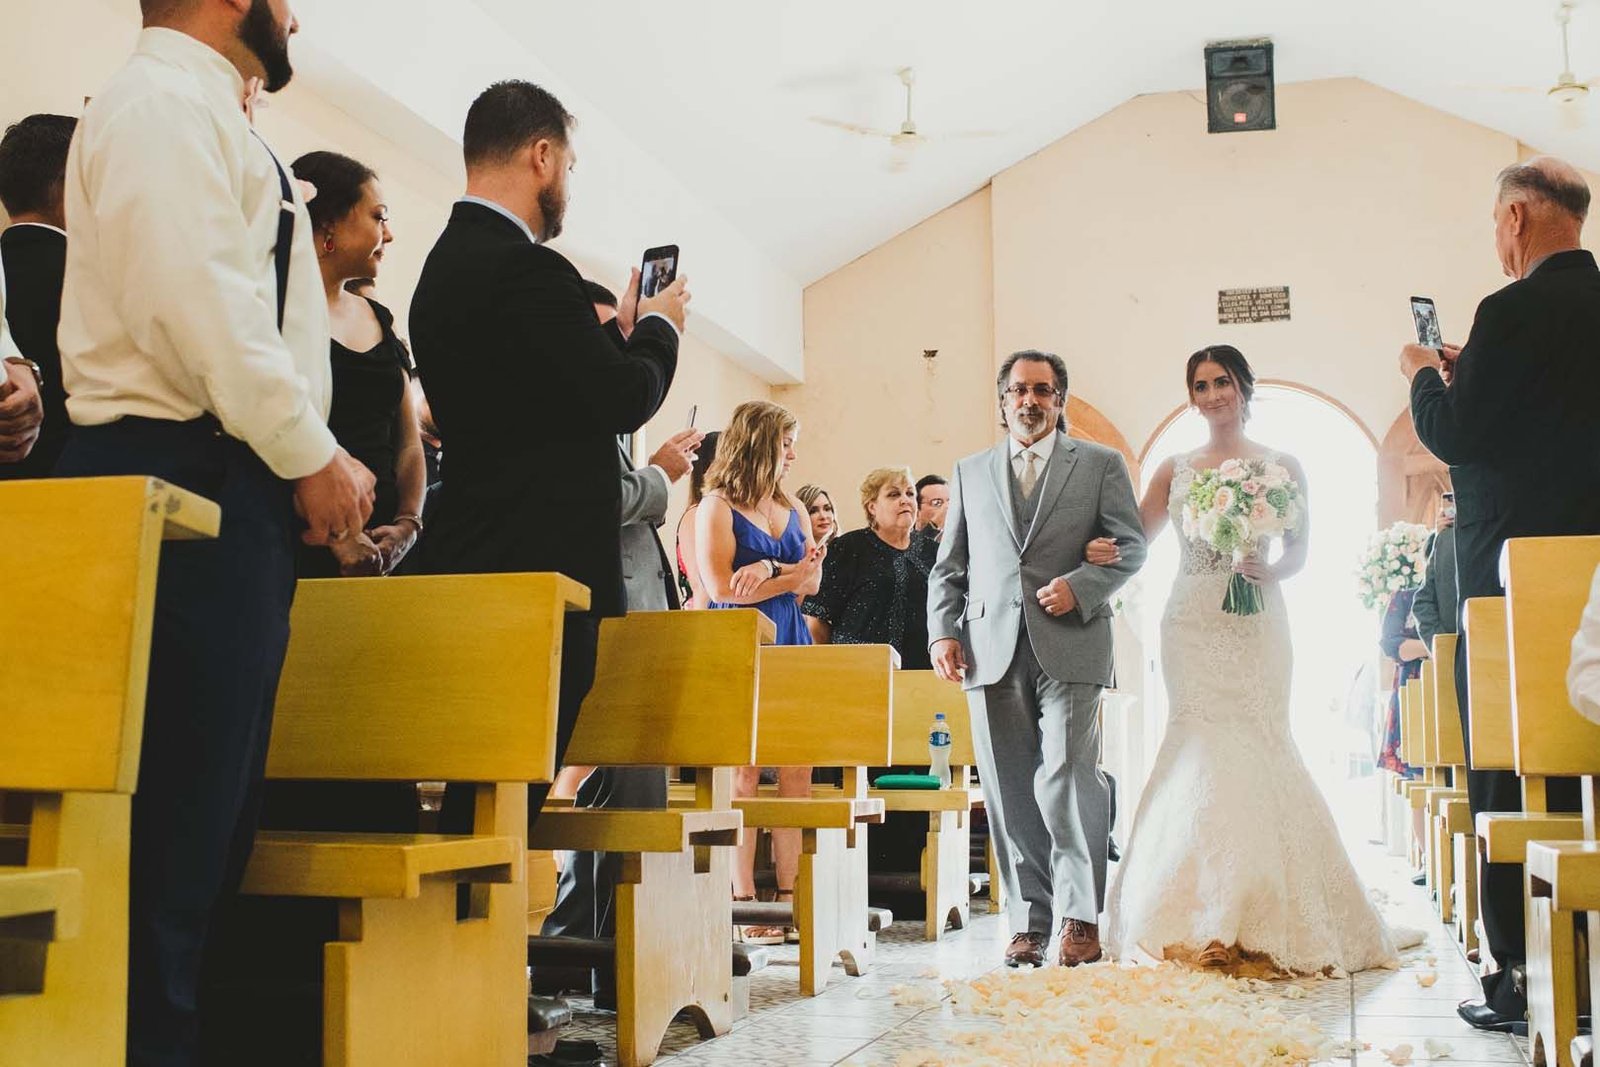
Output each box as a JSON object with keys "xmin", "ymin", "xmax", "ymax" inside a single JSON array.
[
  {"xmin": 239, "ymin": 831, "xmax": 518, "ymax": 900},
  {"xmin": 733, "ymin": 797, "xmax": 885, "ymax": 829},
  {"xmin": 0, "ymin": 866, "xmax": 82, "ymax": 941},
  {"xmin": 529, "ymin": 808, "xmax": 742, "ymax": 853},
  {"xmin": 1527, "ymin": 841, "xmax": 1600, "ymax": 910},
  {"xmin": 1443, "ymin": 798, "xmax": 1474, "ymax": 837},
  {"xmin": 1426, "ymin": 788, "xmax": 1466, "ymax": 817},
  {"xmin": 1474, "ymin": 812, "xmax": 1585, "ymax": 864},
  {"xmin": 867, "ymin": 788, "xmax": 974, "ymax": 813}
]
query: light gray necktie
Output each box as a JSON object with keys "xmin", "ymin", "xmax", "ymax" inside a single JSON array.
[{"xmin": 1019, "ymin": 449, "xmax": 1039, "ymax": 499}]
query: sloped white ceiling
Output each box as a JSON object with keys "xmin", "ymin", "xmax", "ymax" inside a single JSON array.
[{"xmin": 464, "ymin": 0, "xmax": 1600, "ymax": 283}]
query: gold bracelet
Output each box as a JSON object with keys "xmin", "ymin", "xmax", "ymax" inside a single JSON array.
[{"xmin": 395, "ymin": 512, "xmax": 424, "ymax": 534}]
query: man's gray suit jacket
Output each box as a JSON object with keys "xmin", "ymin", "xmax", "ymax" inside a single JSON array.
[{"xmin": 927, "ymin": 432, "xmax": 1146, "ymax": 689}]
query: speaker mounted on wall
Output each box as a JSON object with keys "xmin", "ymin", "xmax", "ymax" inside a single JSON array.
[{"xmin": 1204, "ymin": 38, "xmax": 1275, "ymax": 134}]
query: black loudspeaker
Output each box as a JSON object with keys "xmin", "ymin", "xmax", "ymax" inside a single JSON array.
[{"xmin": 1204, "ymin": 39, "xmax": 1275, "ymax": 134}]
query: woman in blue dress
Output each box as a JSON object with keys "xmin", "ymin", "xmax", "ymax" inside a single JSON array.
[{"xmin": 695, "ymin": 400, "xmax": 826, "ymax": 942}]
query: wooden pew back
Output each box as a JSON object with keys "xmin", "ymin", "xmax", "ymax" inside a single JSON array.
[
  {"xmin": 1504, "ymin": 536, "xmax": 1600, "ymax": 777},
  {"xmin": 1465, "ymin": 597, "xmax": 1515, "ymax": 771},
  {"xmin": 1418, "ymin": 673, "xmax": 1437, "ymax": 768},
  {"xmin": 1432, "ymin": 633, "xmax": 1467, "ymax": 766},
  {"xmin": 0, "ymin": 477, "xmax": 217, "ymax": 792},
  {"xmin": 1401, "ymin": 678, "xmax": 1425, "ymax": 768},
  {"xmin": 887, "ymin": 671, "xmax": 976, "ymax": 767},
  {"xmin": 754, "ymin": 645, "xmax": 897, "ymax": 767},
  {"xmin": 566, "ymin": 610, "xmax": 773, "ymax": 768},
  {"xmin": 266, "ymin": 573, "xmax": 588, "ymax": 783}
]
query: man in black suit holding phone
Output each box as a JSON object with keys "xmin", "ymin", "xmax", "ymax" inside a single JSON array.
[
  {"xmin": 410, "ymin": 80, "xmax": 690, "ymax": 824},
  {"xmin": 0, "ymin": 113, "xmax": 76, "ymax": 478},
  {"xmin": 1402, "ymin": 155, "xmax": 1600, "ymax": 1033}
]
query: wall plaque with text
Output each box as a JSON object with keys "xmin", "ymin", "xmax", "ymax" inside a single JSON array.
[{"xmin": 1217, "ymin": 286, "xmax": 1291, "ymax": 324}]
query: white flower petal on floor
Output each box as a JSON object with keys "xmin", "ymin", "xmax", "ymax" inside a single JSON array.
[{"xmin": 896, "ymin": 962, "xmax": 1335, "ymax": 1065}]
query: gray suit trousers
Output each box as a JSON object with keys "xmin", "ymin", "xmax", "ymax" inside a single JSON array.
[
  {"xmin": 539, "ymin": 766, "xmax": 666, "ymax": 988},
  {"xmin": 968, "ymin": 629, "xmax": 1107, "ymax": 935}
]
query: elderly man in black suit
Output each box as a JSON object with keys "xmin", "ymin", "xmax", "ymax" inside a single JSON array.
[
  {"xmin": 1402, "ymin": 155, "xmax": 1600, "ymax": 1033},
  {"xmin": 409, "ymin": 80, "xmax": 689, "ymax": 827}
]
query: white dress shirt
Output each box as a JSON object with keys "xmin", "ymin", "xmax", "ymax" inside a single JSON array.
[
  {"xmin": 1569, "ymin": 563, "xmax": 1600, "ymax": 725},
  {"xmin": 59, "ymin": 28, "xmax": 334, "ymax": 479}
]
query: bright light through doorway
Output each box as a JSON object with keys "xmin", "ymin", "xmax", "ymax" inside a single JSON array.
[{"xmin": 1130, "ymin": 385, "xmax": 1383, "ymax": 829}]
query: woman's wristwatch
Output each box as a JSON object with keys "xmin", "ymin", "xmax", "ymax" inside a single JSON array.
[{"xmin": 765, "ymin": 558, "xmax": 781, "ymax": 579}]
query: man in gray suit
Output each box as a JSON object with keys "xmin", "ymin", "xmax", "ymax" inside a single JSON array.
[
  {"xmin": 1409, "ymin": 492, "xmax": 1458, "ymax": 651},
  {"xmin": 928, "ymin": 349, "xmax": 1145, "ymax": 968},
  {"xmin": 536, "ymin": 283, "xmax": 701, "ymax": 1003}
]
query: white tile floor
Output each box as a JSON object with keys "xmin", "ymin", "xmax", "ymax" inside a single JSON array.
[{"xmin": 556, "ymin": 838, "xmax": 1532, "ymax": 1065}]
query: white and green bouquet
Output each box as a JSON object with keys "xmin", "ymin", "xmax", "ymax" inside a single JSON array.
[
  {"xmin": 1355, "ymin": 521, "xmax": 1431, "ymax": 613},
  {"xmin": 1181, "ymin": 458, "xmax": 1306, "ymax": 616}
]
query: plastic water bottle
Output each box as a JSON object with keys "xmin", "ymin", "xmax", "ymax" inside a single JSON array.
[{"xmin": 928, "ymin": 713, "xmax": 952, "ymax": 787}]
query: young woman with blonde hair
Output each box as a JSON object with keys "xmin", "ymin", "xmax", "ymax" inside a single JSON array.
[{"xmin": 696, "ymin": 400, "xmax": 825, "ymax": 942}]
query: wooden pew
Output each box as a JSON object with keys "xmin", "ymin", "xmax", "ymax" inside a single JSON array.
[
  {"xmin": 530, "ymin": 609, "xmax": 769, "ymax": 1067},
  {"xmin": 734, "ymin": 644, "xmax": 894, "ymax": 996},
  {"xmin": 204, "ymin": 572, "xmax": 587, "ymax": 1067},
  {"xmin": 1425, "ymin": 636, "xmax": 1469, "ymax": 921},
  {"xmin": 1468, "ymin": 595, "xmax": 1582, "ymax": 879},
  {"xmin": 0, "ymin": 476, "xmax": 218, "ymax": 1065},
  {"xmin": 867, "ymin": 669, "xmax": 976, "ymax": 941},
  {"xmin": 1498, "ymin": 536, "xmax": 1600, "ymax": 1067}
]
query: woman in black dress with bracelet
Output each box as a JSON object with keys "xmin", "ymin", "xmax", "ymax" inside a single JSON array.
[
  {"xmin": 802, "ymin": 466, "xmax": 932, "ymax": 669},
  {"xmin": 291, "ymin": 151, "xmax": 426, "ymax": 577}
]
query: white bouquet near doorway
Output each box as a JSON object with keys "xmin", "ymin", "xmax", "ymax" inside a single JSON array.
[
  {"xmin": 1354, "ymin": 521, "xmax": 1431, "ymax": 613},
  {"xmin": 1181, "ymin": 458, "xmax": 1306, "ymax": 616}
]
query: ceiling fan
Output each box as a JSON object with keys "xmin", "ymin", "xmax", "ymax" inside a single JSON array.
[
  {"xmin": 1462, "ymin": 1, "xmax": 1597, "ymax": 126},
  {"xmin": 808, "ymin": 67, "xmax": 998, "ymax": 172}
]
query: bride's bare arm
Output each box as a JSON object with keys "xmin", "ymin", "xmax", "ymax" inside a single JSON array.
[
  {"xmin": 1270, "ymin": 454, "xmax": 1311, "ymax": 582},
  {"xmin": 1138, "ymin": 456, "xmax": 1177, "ymax": 543}
]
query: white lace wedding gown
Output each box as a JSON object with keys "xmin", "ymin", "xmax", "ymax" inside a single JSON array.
[{"xmin": 1103, "ymin": 454, "xmax": 1397, "ymax": 974}]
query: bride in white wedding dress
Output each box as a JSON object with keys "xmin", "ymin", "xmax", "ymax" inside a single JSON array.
[{"xmin": 1097, "ymin": 345, "xmax": 1398, "ymax": 976}]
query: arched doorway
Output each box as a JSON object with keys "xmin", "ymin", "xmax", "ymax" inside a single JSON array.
[{"xmin": 1130, "ymin": 383, "xmax": 1381, "ymax": 827}]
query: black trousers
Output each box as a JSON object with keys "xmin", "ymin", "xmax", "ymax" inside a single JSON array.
[
  {"xmin": 1454, "ymin": 632, "xmax": 1580, "ymax": 1014},
  {"xmin": 56, "ymin": 417, "xmax": 296, "ymax": 1067}
]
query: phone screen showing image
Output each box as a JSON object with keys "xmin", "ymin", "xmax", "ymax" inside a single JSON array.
[
  {"xmin": 1411, "ymin": 297, "xmax": 1443, "ymax": 349},
  {"xmin": 640, "ymin": 246, "xmax": 679, "ymax": 299}
]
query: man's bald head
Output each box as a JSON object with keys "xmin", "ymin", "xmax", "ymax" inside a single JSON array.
[
  {"xmin": 1496, "ymin": 156, "xmax": 1590, "ymax": 225},
  {"xmin": 1492, "ymin": 155, "xmax": 1589, "ymax": 279}
]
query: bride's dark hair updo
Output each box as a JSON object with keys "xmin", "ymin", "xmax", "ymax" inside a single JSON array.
[{"xmin": 1186, "ymin": 344, "xmax": 1256, "ymax": 419}]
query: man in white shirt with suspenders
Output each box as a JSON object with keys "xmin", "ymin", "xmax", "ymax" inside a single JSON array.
[{"xmin": 56, "ymin": 3, "xmax": 373, "ymax": 1062}]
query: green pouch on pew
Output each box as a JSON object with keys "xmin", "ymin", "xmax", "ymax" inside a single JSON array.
[{"xmin": 873, "ymin": 774, "xmax": 941, "ymax": 790}]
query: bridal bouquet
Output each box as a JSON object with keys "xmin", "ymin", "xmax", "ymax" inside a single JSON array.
[
  {"xmin": 1182, "ymin": 458, "xmax": 1305, "ymax": 616},
  {"xmin": 1355, "ymin": 521, "xmax": 1431, "ymax": 613}
]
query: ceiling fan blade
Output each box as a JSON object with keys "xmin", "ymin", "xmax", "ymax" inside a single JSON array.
[{"xmin": 808, "ymin": 116, "xmax": 893, "ymax": 138}]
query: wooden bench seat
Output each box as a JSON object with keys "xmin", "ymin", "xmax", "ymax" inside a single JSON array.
[
  {"xmin": 0, "ymin": 477, "xmax": 217, "ymax": 1064},
  {"xmin": 529, "ymin": 808, "xmax": 742, "ymax": 853},
  {"xmin": 733, "ymin": 796, "xmax": 884, "ymax": 830},
  {"xmin": 866, "ymin": 669, "xmax": 976, "ymax": 941},
  {"xmin": 738, "ymin": 643, "xmax": 897, "ymax": 996},
  {"xmin": 1475, "ymin": 812, "xmax": 1586, "ymax": 864},
  {"xmin": 532, "ymin": 609, "xmax": 771, "ymax": 1067},
  {"xmin": 1500, "ymin": 536, "xmax": 1600, "ymax": 1067},
  {"xmin": 203, "ymin": 572, "xmax": 587, "ymax": 1067},
  {"xmin": 240, "ymin": 832, "xmax": 519, "ymax": 899},
  {"xmin": 1528, "ymin": 842, "xmax": 1600, "ymax": 913}
]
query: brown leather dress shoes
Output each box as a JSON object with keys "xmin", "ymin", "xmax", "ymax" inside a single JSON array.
[
  {"xmin": 1058, "ymin": 919, "xmax": 1103, "ymax": 966},
  {"xmin": 1005, "ymin": 931, "xmax": 1048, "ymax": 967}
]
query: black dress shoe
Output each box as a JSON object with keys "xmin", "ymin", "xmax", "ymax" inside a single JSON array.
[
  {"xmin": 1411, "ymin": 871, "xmax": 1427, "ymax": 886},
  {"xmin": 1458, "ymin": 999, "xmax": 1526, "ymax": 1034}
]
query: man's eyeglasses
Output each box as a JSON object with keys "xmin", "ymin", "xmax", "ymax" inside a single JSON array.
[{"xmin": 1003, "ymin": 384, "xmax": 1061, "ymax": 401}]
